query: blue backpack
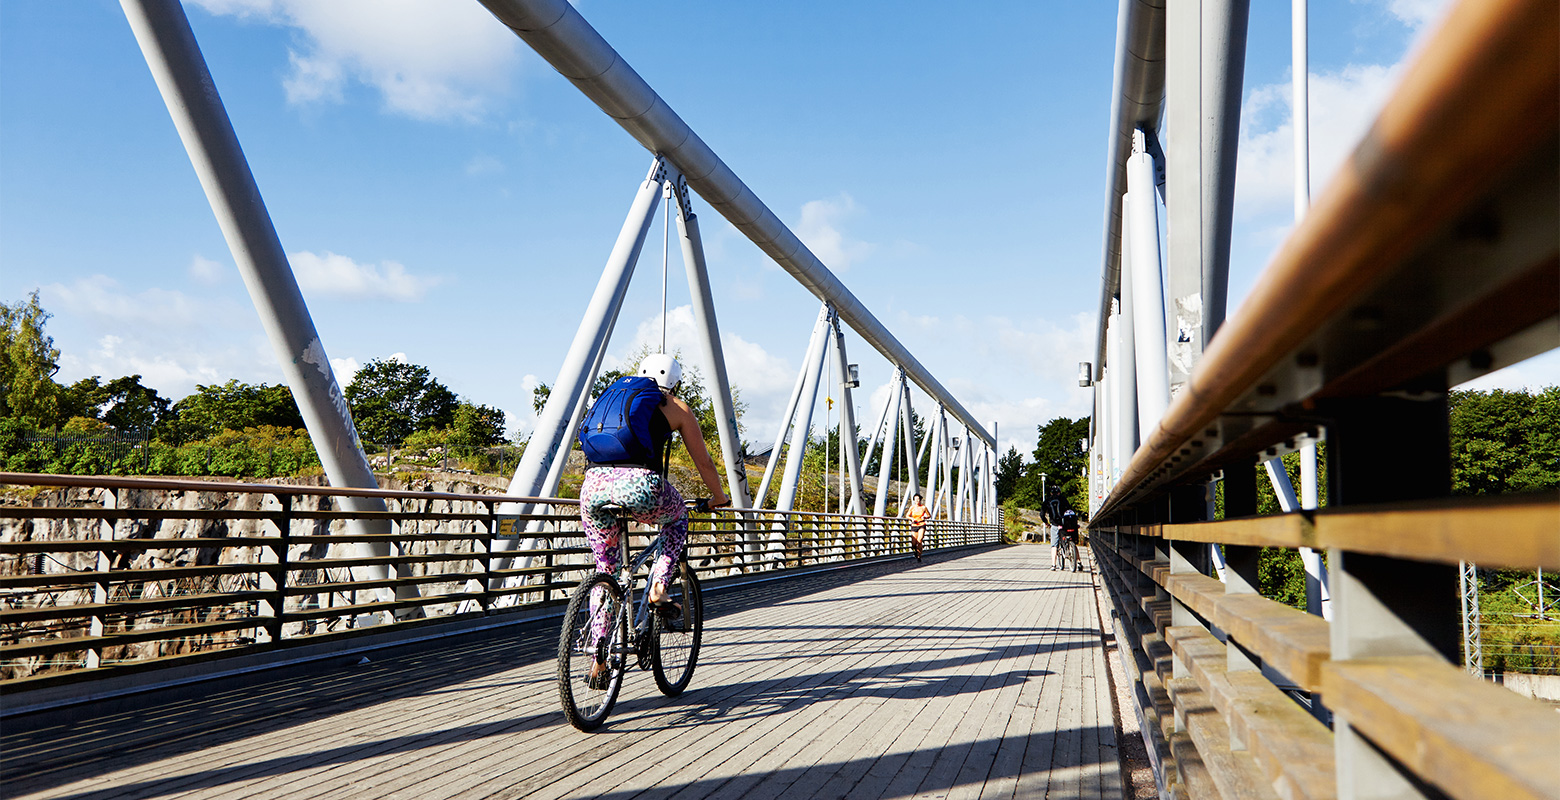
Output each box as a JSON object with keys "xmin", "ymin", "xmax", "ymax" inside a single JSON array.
[{"xmin": 577, "ymin": 376, "xmax": 663, "ymax": 466}]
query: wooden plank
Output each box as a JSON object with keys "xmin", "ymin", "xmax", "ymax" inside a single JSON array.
[
  {"xmin": 1315, "ymin": 492, "xmax": 1560, "ymax": 571},
  {"xmin": 1165, "ymin": 515, "xmax": 1310, "ymax": 548},
  {"xmin": 1165, "ymin": 626, "xmax": 1337, "ymax": 800},
  {"xmin": 1166, "ymin": 676, "xmax": 1282, "ymax": 800},
  {"xmin": 1322, "ymin": 655, "xmax": 1560, "ymax": 800}
]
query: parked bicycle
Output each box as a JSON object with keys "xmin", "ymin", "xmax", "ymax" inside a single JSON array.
[{"xmin": 557, "ymin": 500, "xmax": 707, "ymax": 731}]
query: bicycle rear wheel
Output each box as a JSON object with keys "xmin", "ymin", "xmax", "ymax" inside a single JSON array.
[
  {"xmin": 1064, "ymin": 540, "xmax": 1080, "ymax": 572},
  {"xmin": 558, "ymin": 573, "xmax": 628, "ymax": 731},
  {"xmin": 650, "ymin": 561, "xmax": 703, "ymax": 697}
]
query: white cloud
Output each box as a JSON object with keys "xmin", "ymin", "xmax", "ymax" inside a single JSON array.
[
  {"xmin": 45, "ymin": 274, "xmax": 211, "ymax": 328},
  {"xmin": 190, "ymin": 0, "xmax": 522, "ymax": 122},
  {"xmin": 289, "ymin": 250, "xmax": 439, "ymax": 301},
  {"xmin": 795, "ymin": 193, "xmax": 875, "ymax": 271},
  {"xmin": 1236, "ymin": 63, "xmax": 1401, "ymax": 221},
  {"xmin": 330, "ymin": 356, "xmax": 362, "ymax": 387},
  {"xmin": 189, "ymin": 254, "xmax": 227, "ymax": 285},
  {"xmin": 1381, "ymin": 0, "xmax": 1453, "ymax": 29},
  {"xmin": 465, "ymin": 154, "xmax": 504, "ymax": 176}
]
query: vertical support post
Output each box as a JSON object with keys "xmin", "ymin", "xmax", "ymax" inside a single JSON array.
[
  {"xmin": 259, "ymin": 493, "xmax": 291, "ymax": 644},
  {"xmin": 899, "ymin": 380, "xmax": 920, "ymax": 502},
  {"xmin": 1127, "ymin": 128, "xmax": 1171, "ymax": 434},
  {"xmin": 1292, "ymin": 0, "xmax": 1311, "ymax": 221},
  {"xmin": 873, "ymin": 372, "xmax": 904, "ymax": 518},
  {"xmin": 1460, "ymin": 561, "xmax": 1482, "ymax": 676},
  {"xmin": 831, "ymin": 318, "xmax": 866, "ymax": 514},
  {"xmin": 1325, "ymin": 393, "xmax": 1457, "ymax": 800},
  {"xmin": 87, "ymin": 487, "xmax": 116, "ymax": 669},
  {"xmin": 121, "ymin": 0, "xmax": 407, "ymax": 612},
  {"xmin": 755, "ymin": 304, "xmax": 831, "ymax": 509},
  {"xmin": 1222, "ymin": 456, "xmax": 1263, "ymax": 673},
  {"xmin": 859, "ymin": 369, "xmax": 897, "ymax": 506},
  {"xmin": 775, "ymin": 307, "xmax": 832, "ymax": 513},
  {"xmin": 672, "ymin": 174, "xmax": 753, "ymax": 509},
  {"xmin": 1165, "ymin": 0, "xmax": 1250, "ymax": 381}
]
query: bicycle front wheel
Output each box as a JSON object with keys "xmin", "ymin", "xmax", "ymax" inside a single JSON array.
[
  {"xmin": 558, "ymin": 573, "xmax": 628, "ymax": 731},
  {"xmin": 650, "ymin": 560, "xmax": 704, "ymax": 697}
]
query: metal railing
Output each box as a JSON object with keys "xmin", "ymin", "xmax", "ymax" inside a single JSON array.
[
  {"xmin": 0, "ymin": 472, "xmax": 1000, "ymax": 690},
  {"xmin": 1085, "ymin": 1, "xmax": 1560, "ymax": 799}
]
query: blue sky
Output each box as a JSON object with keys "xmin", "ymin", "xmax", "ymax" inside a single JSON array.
[{"xmin": 3, "ymin": 0, "xmax": 1552, "ymax": 457}]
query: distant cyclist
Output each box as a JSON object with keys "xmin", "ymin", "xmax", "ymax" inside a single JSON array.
[
  {"xmin": 1041, "ymin": 485, "xmax": 1074, "ymax": 571},
  {"xmin": 577, "ymin": 355, "xmax": 730, "ymax": 617}
]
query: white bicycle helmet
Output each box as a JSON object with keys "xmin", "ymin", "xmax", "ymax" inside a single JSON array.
[{"xmin": 638, "ymin": 353, "xmax": 682, "ymax": 391}]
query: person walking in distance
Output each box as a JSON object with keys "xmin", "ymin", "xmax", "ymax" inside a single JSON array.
[
  {"xmin": 906, "ymin": 493, "xmax": 930, "ymax": 562},
  {"xmin": 1042, "ymin": 485, "xmax": 1073, "ymax": 571}
]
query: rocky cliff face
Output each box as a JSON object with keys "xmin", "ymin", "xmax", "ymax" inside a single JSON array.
[{"xmin": 0, "ymin": 472, "xmax": 541, "ymax": 681}]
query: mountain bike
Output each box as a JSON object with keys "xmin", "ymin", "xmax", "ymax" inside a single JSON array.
[
  {"xmin": 557, "ymin": 501, "xmax": 706, "ymax": 732},
  {"xmin": 1060, "ymin": 531, "xmax": 1081, "ymax": 573}
]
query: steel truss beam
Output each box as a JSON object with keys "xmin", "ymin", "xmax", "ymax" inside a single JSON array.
[{"xmin": 476, "ymin": 0, "xmax": 992, "ymax": 448}]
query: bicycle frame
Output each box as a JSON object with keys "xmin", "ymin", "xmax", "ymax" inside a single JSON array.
[{"xmin": 615, "ymin": 529, "xmax": 668, "ymax": 638}]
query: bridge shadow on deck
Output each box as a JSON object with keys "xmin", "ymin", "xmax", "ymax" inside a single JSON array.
[{"xmin": 1, "ymin": 545, "xmax": 1111, "ymax": 799}]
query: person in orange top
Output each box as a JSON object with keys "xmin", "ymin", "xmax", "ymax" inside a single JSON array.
[{"xmin": 906, "ymin": 493, "xmax": 931, "ymax": 562}]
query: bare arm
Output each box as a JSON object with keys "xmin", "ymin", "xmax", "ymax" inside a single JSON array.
[{"xmin": 661, "ymin": 395, "xmax": 730, "ymax": 507}]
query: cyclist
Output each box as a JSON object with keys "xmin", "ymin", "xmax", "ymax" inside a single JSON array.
[
  {"xmin": 906, "ymin": 493, "xmax": 930, "ymax": 561},
  {"xmin": 1041, "ymin": 485, "xmax": 1073, "ymax": 571},
  {"xmin": 1058, "ymin": 509, "xmax": 1081, "ymax": 571},
  {"xmin": 578, "ymin": 354, "xmax": 730, "ymax": 621}
]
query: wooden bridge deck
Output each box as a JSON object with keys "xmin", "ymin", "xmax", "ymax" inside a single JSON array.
[{"xmin": 3, "ymin": 546, "xmax": 1124, "ymax": 800}]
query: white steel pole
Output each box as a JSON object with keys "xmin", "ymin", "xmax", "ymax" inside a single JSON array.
[
  {"xmin": 1115, "ymin": 193, "xmax": 1142, "ymax": 491},
  {"xmin": 1292, "ymin": 0, "xmax": 1330, "ymax": 621},
  {"xmin": 831, "ymin": 318, "xmax": 867, "ymax": 513},
  {"xmin": 504, "ymin": 158, "xmax": 663, "ymax": 503},
  {"xmin": 775, "ymin": 312, "xmax": 831, "ymax": 513},
  {"xmin": 672, "ymin": 175, "xmax": 752, "ymax": 509},
  {"xmin": 899, "ymin": 380, "xmax": 920, "ymax": 503},
  {"xmin": 754, "ymin": 305, "xmax": 830, "ymax": 508},
  {"xmin": 873, "ymin": 373, "xmax": 904, "ymax": 518},
  {"xmin": 1292, "ymin": 0, "xmax": 1311, "ymax": 221},
  {"xmin": 1127, "ymin": 128, "xmax": 1172, "ymax": 434},
  {"xmin": 860, "ymin": 371, "xmax": 896, "ymax": 495},
  {"xmin": 925, "ymin": 407, "xmax": 943, "ymax": 517},
  {"xmin": 120, "ymin": 0, "xmax": 407, "ymax": 612},
  {"xmin": 493, "ymin": 159, "xmax": 664, "ymax": 583}
]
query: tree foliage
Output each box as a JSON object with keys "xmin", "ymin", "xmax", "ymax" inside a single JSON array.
[
  {"xmin": 995, "ymin": 446, "xmax": 1023, "ymax": 499},
  {"xmin": 1, "ymin": 292, "xmax": 63, "ymax": 428},
  {"xmin": 1005, "ymin": 416, "xmax": 1090, "ymax": 511},
  {"xmin": 172, "ymin": 380, "xmax": 303, "ymax": 441},
  {"xmin": 59, "ymin": 375, "xmax": 175, "ymax": 437},
  {"xmin": 345, "ymin": 358, "xmax": 457, "ymax": 445},
  {"xmin": 1449, "ymin": 387, "xmax": 1560, "ymax": 495}
]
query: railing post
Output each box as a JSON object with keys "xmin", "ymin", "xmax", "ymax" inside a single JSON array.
[
  {"xmin": 482, "ymin": 501, "xmax": 496, "ymax": 614},
  {"xmin": 258, "ymin": 493, "xmax": 291, "ymax": 644},
  {"xmin": 86, "ymin": 487, "xmax": 116, "ymax": 670},
  {"xmin": 1323, "ymin": 394, "xmax": 1457, "ymax": 800}
]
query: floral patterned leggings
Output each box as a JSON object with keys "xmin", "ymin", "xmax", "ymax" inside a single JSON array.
[{"xmin": 579, "ymin": 466, "xmax": 688, "ymax": 590}]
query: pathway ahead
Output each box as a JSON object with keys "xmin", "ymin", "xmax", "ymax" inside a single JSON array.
[{"xmin": 5, "ymin": 545, "xmax": 1123, "ymax": 800}]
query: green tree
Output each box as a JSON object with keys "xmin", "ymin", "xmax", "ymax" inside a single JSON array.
[
  {"xmin": 1, "ymin": 292, "xmax": 63, "ymax": 428},
  {"xmin": 1011, "ymin": 416, "xmax": 1090, "ymax": 510},
  {"xmin": 173, "ymin": 380, "xmax": 304, "ymax": 440},
  {"xmin": 995, "ymin": 446, "xmax": 1023, "ymax": 500},
  {"xmin": 344, "ymin": 358, "xmax": 458, "ymax": 445},
  {"xmin": 59, "ymin": 375, "xmax": 173, "ymax": 437},
  {"xmin": 1449, "ymin": 387, "xmax": 1560, "ymax": 495},
  {"xmin": 449, "ymin": 401, "xmax": 507, "ymax": 452}
]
